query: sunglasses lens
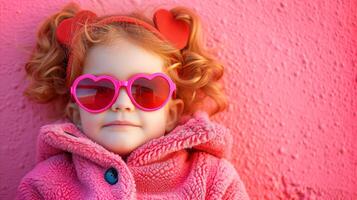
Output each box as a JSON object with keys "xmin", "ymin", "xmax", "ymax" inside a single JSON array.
[
  {"xmin": 75, "ymin": 78, "xmax": 115, "ymax": 111},
  {"xmin": 131, "ymin": 76, "xmax": 170, "ymax": 110}
]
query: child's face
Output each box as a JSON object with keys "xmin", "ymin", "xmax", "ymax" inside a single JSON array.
[{"xmin": 78, "ymin": 38, "xmax": 183, "ymax": 157}]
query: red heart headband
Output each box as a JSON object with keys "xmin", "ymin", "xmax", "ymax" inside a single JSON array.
[{"xmin": 55, "ymin": 9, "xmax": 190, "ymax": 87}]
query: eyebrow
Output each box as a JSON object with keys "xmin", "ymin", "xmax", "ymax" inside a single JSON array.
[
  {"xmin": 92, "ymin": 72, "xmax": 152, "ymax": 77},
  {"xmin": 92, "ymin": 73, "xmax": 110, "ymax": 76}
]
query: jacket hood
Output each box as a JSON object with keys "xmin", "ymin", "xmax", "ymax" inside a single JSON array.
[{"xmin": 36, "ymin": 111, "xmax": 233, "ymax": 167}]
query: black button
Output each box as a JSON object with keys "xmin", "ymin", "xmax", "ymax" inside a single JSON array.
[{"xmin": 104, "ymin": 167, "xmax": 118, "ymax": 185}]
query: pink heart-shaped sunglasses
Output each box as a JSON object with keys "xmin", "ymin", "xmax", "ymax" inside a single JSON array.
[{"xmin": 70, "ymin": 73, "xmax": 176, "ymax": 113}]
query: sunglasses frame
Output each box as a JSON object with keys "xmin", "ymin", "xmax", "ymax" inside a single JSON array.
[{"xmin": 70, "ymin": 72, "xmax": 176, "ymax": 113}]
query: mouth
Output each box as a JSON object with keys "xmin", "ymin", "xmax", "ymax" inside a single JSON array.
[
  {"xmin": 102, "ymin": 124, "xmax": 141, "ymax": 131},
  {"xmin": 103, "ymin": 124, "xmax": 139, "ymax": 128},
  {"xmin": 103, "ymin": 121, "xmax": 141, "ymax": 128}
]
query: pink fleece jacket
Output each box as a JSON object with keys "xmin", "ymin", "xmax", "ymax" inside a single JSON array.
[{"xmin": 16, "ymin": 111, "xmax": 250, "ymax": 199}]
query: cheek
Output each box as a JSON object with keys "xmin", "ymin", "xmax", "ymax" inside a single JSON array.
[
  {"xmin": 79, "ymin": 110, "xmax": 103, "ymax": 137},
  {"xmin": 142, "ymin": 109, "xmax": 168, "ymax": 136}
]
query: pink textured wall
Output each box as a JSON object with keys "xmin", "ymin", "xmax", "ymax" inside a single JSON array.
[{"xmin": 0, "ymin": 0, "xmax": 356, "ymax": 199}]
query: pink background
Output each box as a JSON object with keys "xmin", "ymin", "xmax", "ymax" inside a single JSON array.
[{"xmin": 1, "ymin": 0, "xmax": 356, "ymax": 199}]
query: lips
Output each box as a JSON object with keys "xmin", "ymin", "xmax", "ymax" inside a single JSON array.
[{"xmin": 103, "ymin": 120, "xmax": 141, "ymax": 128}]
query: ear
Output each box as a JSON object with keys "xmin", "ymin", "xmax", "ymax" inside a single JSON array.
[
  {"xmin": 165, "ymin": 98, "xmax": 184, "ymax": 132},
  {"xmin": 67, "ymin": 102, "xmax": 82, "ymax": 128}
]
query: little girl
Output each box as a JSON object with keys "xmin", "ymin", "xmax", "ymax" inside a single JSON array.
[{"xmin": 16, "ymin": 2, "xmax": 250, "ymax": 199}]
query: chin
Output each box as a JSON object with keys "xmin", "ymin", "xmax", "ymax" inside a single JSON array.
[{"xmin": 107, "ymin": 145, "xmax": 135, "ymax": 156}]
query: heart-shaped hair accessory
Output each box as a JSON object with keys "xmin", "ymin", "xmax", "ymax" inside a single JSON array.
[
  {"xmin": 56, "ymin": 10, "xmax": 97, "ymax": 46},
  {"xmin": 153, "ymin": 9, "xmax": 190, "ymax": 50}
]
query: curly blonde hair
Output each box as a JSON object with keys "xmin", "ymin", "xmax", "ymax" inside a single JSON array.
[{"xmin": 23, "ymin": 2, "xmax": 228, "ymax": 124}]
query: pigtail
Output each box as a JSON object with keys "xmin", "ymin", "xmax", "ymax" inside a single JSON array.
[
  {"xmin": 23, "ymin": 3, "xmax": 80, "ymax": 119},
  {"xmin": 168, "ymin": 7, "xmax": 228, "ymax": 117}
]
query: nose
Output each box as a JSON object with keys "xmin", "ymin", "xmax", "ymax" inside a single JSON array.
[{"xmin": 111, "ymin": 87, "xmax": 135, "ymax": 112}]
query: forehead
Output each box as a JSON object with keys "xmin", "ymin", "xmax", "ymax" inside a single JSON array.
[{"xmin": 83, "ymin": 39, "xmax": 165, "ymax": 79}]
